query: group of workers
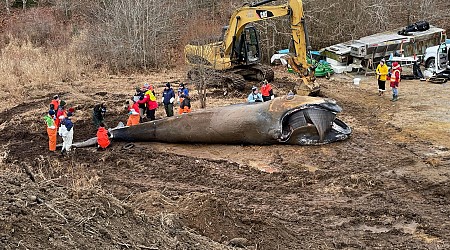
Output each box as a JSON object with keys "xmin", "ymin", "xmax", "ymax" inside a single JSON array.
[
  {"xmin": 376, "ymin": 59, "xmax": 401, "ymax": 102},
  {"xmin": 248, "ymin": 80, "xmax": 275, "ymax": 103},
  {"xmin": 44, "ymin": 83, "xmax": 193, "ymax": 153},
  {"xmin": 128, "ymin": 82, "xmax": 191, "ymax": 126},
  {"xmin": 43, "ymin": 80, "xmax": 280, "ymax": 153},
  {"xmin": 43, "ymin": 95, "xmax": 75, "ymax": 154}
]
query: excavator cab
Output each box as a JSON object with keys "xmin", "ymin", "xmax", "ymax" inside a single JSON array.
[{"xmin": 222, "ymin": 25, "xmax": 261, "ymax": 65}]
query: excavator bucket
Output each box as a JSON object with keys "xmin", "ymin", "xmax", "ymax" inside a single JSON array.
[{"xmin": 284, "ymin": 55, "xmax": 320, "ymax": 96}]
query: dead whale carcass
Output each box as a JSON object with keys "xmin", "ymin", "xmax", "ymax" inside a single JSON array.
[
  {"xmin": 69, "ymin": 96, "xmax": 351, "ymax": 148},
  {"xmin": 105, "ymin": 95, "xmax": 351, "ymax": 145}
]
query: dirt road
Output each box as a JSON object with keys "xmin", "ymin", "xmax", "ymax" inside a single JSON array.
[{"xmin": 1, "ymin": 70, "xmax": 450, "ymax": 249}]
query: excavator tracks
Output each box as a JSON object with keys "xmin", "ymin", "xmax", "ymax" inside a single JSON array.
[
  {"xmin": 187, "ymin": 69, "xmax": 246, "ymax": 91},
  {"xmin": 221, "ymin": 72, "xmax": 246, "ymax": 91},
  {"xmin": 187, "ymin": 64, "xmax": 274, "ymax": 92},
  {"xmin": 249, "ymin": 64, "xmax": 275, "ymax": 82}
]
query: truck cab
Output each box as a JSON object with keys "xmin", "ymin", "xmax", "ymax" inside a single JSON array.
[{"xmin": 424, "ymin": 42, "xmax": 450, "ymax": 73}]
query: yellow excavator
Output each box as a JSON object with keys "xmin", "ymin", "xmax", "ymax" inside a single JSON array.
[{"xmin": 184, "ymin": 0, "xmax": 319, "ymax": 95}]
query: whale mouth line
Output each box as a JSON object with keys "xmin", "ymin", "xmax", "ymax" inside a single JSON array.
[{"xmin": 280, "ymin": 104, "xmax": 351, "ymax": 144}]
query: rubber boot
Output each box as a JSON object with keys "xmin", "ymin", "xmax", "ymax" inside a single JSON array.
[
  {"xmin": 391, "ymin": 94, "xmax": 395, "ymax": 101},
  {"xmin": 394, "ymin": 95, "xmax": 398, "ymax": 101}
]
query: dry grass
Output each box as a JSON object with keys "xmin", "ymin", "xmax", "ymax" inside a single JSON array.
[{"xmin": 0, "ymin": 37, "xmax": 88, "ymax": 112}]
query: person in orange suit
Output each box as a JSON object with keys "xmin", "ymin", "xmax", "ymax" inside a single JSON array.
[
  {"xmin": 126, "ymin": 99, "xmax": 140, "ymax": 126},
  {"xmin": 43, "ymin": 110, "xmax": 57, "ymax": 152},
  {"xmin": 178, "ymin": 94, "xmax": 191, "ymax": 114},
  {"xmin": 96, "ymin": 123, "xmax": 110, "ymax": 150}
]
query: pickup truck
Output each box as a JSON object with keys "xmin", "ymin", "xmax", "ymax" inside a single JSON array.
[{"xmin": 423, "ymin": 42, "xmax": 450, "ymax": 73}]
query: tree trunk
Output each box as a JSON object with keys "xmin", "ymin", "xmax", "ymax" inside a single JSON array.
[{"xmin": 5, "ymin": 0, "xmax": 10, "ymax": 14}]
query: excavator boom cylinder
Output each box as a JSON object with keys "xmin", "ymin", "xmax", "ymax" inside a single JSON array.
[{"xmin": 250, "ymin": 0, "xmax": 277, "ymax": 7}]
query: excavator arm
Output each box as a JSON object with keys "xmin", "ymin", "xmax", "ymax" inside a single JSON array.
[{"xmin": 223, "ymin": 0, "xmax": 318, "ymax": 94}]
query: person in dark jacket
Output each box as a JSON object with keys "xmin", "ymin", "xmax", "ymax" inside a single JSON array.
[
  {"xmin": 178, "ymin": 83, "xmax": 189, "ymax": 97},
  {"xmin": 93, "ymin": 103, "xmax": 107, "ymax": 128},
  {"xmin": 162, "ymin": 83, "xmax": 175, "ymax": 117},
  {"xmin": 177, "ymin": 83, "xmax": 189, "ymax": 104},
  {"xmin": 178, "ymin": 94, "xmax": 191, "ymax": 114},
  {"xmin": 134, "ymin": 87, "xmax": 146, "ymax": 122}
]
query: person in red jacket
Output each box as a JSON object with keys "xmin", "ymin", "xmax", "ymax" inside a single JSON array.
[
  {"xmin": 96, "ymin": 123, "xmax": 110, "ymax": 150},
  {"xmin": 126, "ymin": 99, "xmax": 140, "ymax": 126},
  {"xmin": 137, "ymin": 84, "xmax": 158, "ymax": 121},
  {"xmin": 260, "ymin": 80, "xmax": 274, "ymax": 102},
  {"xmin": 390, "ymin": 61, "xmax": 401, "ymax": 102},
  {"xmin": 55, "ymin": 100, "xmax": 67, "ymax": 128}
]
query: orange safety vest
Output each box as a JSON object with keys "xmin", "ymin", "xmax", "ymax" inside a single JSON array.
[{"xmin": 390, "ymin": 69, "xmax": 401, "ymax": 84}]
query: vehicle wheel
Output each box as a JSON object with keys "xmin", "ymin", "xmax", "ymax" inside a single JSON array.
[{"xmin": 425, "ymin": 58, "xmax": 435, "ymax": 69}]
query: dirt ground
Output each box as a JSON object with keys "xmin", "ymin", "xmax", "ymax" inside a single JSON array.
[{"xmin": 1, "ymin": 67, "xmax": 450, "ymax": 249}]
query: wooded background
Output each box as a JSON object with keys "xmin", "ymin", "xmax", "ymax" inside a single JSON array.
[{"xmin": 1, "ymin": 0, "xmax": 449, "ymax": 72}]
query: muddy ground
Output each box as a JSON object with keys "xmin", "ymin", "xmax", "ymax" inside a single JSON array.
[{"xmin": 1, "ymin": 68, "xmax": 450, "ymax": 249}]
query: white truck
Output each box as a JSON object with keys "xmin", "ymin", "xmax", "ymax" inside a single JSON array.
[{"xmin": 423, "ymin": 42, "xmax": 450, "ymax": 74}]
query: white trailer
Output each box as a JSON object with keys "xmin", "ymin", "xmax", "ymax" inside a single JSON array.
[{"xmin": 321, "ymin": 25, "xmax": 446, "ymax": 68}]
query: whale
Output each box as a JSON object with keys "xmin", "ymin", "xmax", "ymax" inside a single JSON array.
[{"xmin": 69, "ymin": 95, "xmax": 351, "ymax": 147}]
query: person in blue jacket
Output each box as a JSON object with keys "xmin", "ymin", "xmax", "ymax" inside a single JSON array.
[
  {"xmin": 247, "ymin": 86, "xmax": 263, "ymax": 103},
  {"xmin": 162, "ymin": 83, "xmax": 176, "ymax": 117},
  {"xmin": 178, "ymin": 83, "xmax": 189, "ymax": 99}
]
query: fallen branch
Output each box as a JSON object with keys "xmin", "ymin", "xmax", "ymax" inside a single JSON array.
[
  {"xmin": 137, "ymin": 244, "xmax": 159, "ymax": 250},
  {"xmin": 117, "ymin": 242, "xmax": 131, "ymax": 248},
  {"xmin": 45, "ymin": 203, "xmax": 69, "ymax": 224}
]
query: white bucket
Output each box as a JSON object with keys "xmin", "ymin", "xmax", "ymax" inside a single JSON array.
[{"xmin": 353, "ymin": 78, "xmax": 361, "ymax": 85}]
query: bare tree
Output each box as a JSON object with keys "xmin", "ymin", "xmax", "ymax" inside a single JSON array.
[{"xmin": 5, "ymin": 0, "xmax": 10, "ymax": 14}]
